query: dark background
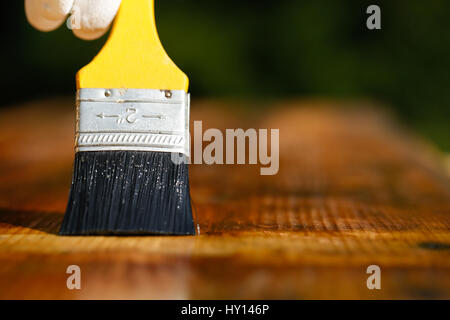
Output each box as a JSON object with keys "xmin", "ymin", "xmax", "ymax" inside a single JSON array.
[{"xmin": 1, "ymin": 0, "xmax": 449, "ymax": 150}]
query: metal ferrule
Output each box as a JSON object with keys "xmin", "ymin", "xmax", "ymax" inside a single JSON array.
[{"xmin": 75, "ymin": 88, "xmax": 190, "ymax": 156}]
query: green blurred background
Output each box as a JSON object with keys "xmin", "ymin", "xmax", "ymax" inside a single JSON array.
[{"xmin": 1, "ymin": 0, "xmax": 449, "ymax": 150}]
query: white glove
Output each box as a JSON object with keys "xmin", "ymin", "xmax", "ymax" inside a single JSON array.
[{"xmin": 25, "ymin": 0, "xmax": 122, "ymax": 40}]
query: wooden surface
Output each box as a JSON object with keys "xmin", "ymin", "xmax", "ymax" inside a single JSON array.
[{"xmin": 0, "ymin": 98, "xmax": 449, "ymax": 299}]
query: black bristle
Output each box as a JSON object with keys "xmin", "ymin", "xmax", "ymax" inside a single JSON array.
[{"xmin": 59, "ymin": 151, "xmax": 195, "ymax": 235}]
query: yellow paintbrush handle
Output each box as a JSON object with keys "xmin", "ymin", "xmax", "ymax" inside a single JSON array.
[{"xmin": 76, "ymin": 0, "xmax": 188, "ymax": 92}]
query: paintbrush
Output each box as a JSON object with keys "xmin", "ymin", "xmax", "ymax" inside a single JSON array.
[{"xmin": 59, "ymin": 0, "xmax": 195, "ymax": 235}]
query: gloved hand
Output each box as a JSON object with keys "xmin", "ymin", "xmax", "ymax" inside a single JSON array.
[{"xmin": 25, "ymin": 0, "xmax": 122, "ymax": 40}]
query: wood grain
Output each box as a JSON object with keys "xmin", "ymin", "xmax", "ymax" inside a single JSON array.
[{"xmin": 0, "ymin": 98, "xmax": 449, "ymax": 299}]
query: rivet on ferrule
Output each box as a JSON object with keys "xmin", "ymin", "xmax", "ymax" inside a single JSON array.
[{"xmin": 162, "ymin": 90, "xmax": 172, "ymax": 99}]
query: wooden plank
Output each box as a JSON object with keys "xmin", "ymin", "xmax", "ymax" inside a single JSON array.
[{"xmin": 0, "ymin": 98, "xmax": 449, "ymax": 299}]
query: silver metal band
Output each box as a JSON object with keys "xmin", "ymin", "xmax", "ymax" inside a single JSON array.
[{"xmin": 75, "ymin": 88, "xmax": 190, "ymax": 156}]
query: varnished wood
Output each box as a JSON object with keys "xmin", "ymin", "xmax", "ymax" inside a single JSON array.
[{"xmin": 0, "ymin": 99, "xmax": 449, "ymax": 299}]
